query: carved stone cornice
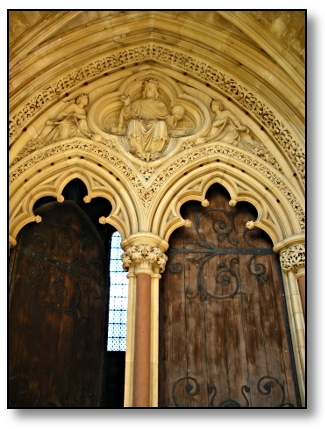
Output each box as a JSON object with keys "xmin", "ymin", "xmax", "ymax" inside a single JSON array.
[{"xmin": 279, "ymin": 243, "xmax": 305, "ymax": 273}]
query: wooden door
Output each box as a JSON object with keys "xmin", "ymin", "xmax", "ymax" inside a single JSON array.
[
  {"xmin": 9, "ymin": 201, "xmax": 109, "ymax": 407},
  {"xmin": 159, "ymin": 184, "xmax": 301, "ymax": 407}
]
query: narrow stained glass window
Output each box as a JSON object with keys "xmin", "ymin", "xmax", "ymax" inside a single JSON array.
[{"xmin": 107, "ymin": 231, "xmax": 128, "ymax": 351}]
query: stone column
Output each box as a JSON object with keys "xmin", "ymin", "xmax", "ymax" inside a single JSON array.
[
  {"xmin": 297, "ymin": 275, "xmax": 305, "ymax": 316},
  {"xmin": 274, "ymin": 236, "xmax": 305, "ymax": 406},
  {"xmin": 133, "ymin": 272, "xmax": 151, "ymax": 406},
  {"xmin": 279, "ymin": 242, "xmax": 306, "ymax": 317},
  {"xmin": 121, "ymin": 233, "xmax": 168, "ymax": 407}
]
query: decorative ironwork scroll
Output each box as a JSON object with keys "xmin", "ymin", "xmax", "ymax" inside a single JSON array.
[
  {"xmin": 9, "ymin": 201, "xmax": 108, "ymax": 408},
  {"xmin": 9, "ymin": 374, "xmax": 94, "ymax": 408},
  {"xmin": 171, "ymin": 375, "xmax": 293, "ymax": 408},
  {"xmin": 17, "ymin": 222, "xmax": 106, "ymax": 318},
  {"xmin": 167, "ymin": 207, "xmax": 273, "ymax": 302},
  {"xmin": 159, "ymin": 185, "xmax": 301, "ymax": 408}
]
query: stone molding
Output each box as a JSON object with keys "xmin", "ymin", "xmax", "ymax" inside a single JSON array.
[
  {"xmin": 9, "ymin": 43, "xmax": 304, "ymax": 185},
  {"xmin": 279, "ymin": 243, "xmax": 305, "ymax": 273},
  {"xmin": 9, "ymin": 139, "xmax": 305, "ymax": 234},
  {"xmin": 9, "ymin": 235, "xmax": 17, "ymax": 251}
]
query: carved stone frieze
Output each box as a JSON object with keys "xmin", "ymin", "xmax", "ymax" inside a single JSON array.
[
  {"xmin": 121, "ymin": 244, "xmax": 168, "ymax": 273},
  {"xmin": 138, "ymin": 165, "xmax": 156, "ymax": 180},
  {"xmin": 9, "ymin": 44, "xmax": 304, "ymax": 185},
  {"xmin": 280, "ymin": 243, "xmax": 305, "ymax": 273},
  {"xmin": 14, "ymin": 90, "xmax": 282, "ymax": 179},
  {"xmin": 10, "ymin": 140, "xmax": 140, "ymax": 185}
]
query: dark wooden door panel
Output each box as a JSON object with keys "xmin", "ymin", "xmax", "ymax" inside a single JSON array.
[
  {"xmin": 159, "ymin": 185, "xmax": 300, "ymax": 408},
  {"xmin": 9, "ymin": 201, "xmax": 108, "ymax": 408}
]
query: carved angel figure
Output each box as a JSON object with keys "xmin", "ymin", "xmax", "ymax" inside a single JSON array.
[
  {"xmin": 204, "ymin": 100, "xmax": 255, "ymax": 151},
  {"xmin": 38, "ymin": 94, "xmax": 92, "ymax": 142},
  {"xmin": 112, "ymin": 78, "xmax": 184, "ymax": 160}
]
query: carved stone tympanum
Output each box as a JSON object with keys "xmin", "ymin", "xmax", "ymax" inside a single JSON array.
[{"xmin": 15, "ymin": 73, "xmax": 283, "ymax": 175}]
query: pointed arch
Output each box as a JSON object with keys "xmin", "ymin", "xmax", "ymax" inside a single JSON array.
[{"xmin": 9, "ymin": 11, "xmax": 305, "ymax": 408}]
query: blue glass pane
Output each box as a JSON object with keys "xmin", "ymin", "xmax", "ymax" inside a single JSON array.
[{"xmin": 107, "ymin": 231, "xmax": 128, "ymax": 351}]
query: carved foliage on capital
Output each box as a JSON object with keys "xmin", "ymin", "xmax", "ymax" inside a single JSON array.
[
  {"xmin": 280, "ymin": 244, "xmax": 305, "ymax": 273},
  {"xmin": 121, "ymin": 244, "xmax": 168, "ymax": 273}
]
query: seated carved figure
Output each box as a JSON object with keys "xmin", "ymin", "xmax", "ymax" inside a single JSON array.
[
  {"xmin": 205, "ymin": 100, "xmax": 254, "ymax": 151},
  {"xmin": 38, "ymin": 94, "xmax": 91, "ymax": 142},
  {"xmin": 113, "ymin": 78, "xmax": 184, "ymax": 160}
]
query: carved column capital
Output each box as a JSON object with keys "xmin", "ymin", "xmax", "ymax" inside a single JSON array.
[
  {"xmin": 279, "ymin": 243, "xmax": 305, "ymax": 273},
  {"xmin": 122, "ymin": 244, "xmax": 168, "ymax": 274},
  {"xmin": 273, "ymin": 234, "xmax": 305, "ymax": 275},
  {"xmin": 121, "ymin": 233, "xmax": 169, "ymax": 275}
]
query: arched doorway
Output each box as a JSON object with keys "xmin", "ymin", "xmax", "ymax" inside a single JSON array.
[
  {"xmin": 159, "ymin": 184, "xmax": 301, "ymax": 407},
  {"xmin": 8, "ymin": 179, "xmax": 126, "ymax": 408}
]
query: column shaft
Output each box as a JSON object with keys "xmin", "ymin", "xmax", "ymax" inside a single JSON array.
[
  {"xmin": 297, "ymin": 275, "xmax": 305, "ymax": 317},
  {"xmin": 133, "ymin": 273, "xmax": 151, "ymax": 407}
]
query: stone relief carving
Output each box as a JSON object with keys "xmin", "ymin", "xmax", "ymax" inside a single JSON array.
[
  {"xmin": 37, "ymin": 94, "xmax": 92, "ymax": 142},
  {"xmin": 110, "ymin": 78, "xmax": 185, "ymax": 161},
  {"xmin": 200, "ymin": 100, "xmax": 255, "ymax": 148},
  {"xmin": 86, "ymin": 75, "xmax": 208, "ymax": 162},
  {"xmin": 198, "ymin": 100, "xmax": 281, "ymax": 171},
  {"xmin": 15, "ymin": 78, "xmax": 280, "ymax": 175},
  {"xmin": 32, "ymin": 94, "xmax": 111, "ymax": 146},
  {"xmin": 13, "ymin": 94, "xmax": 117, "ymax": 164},
  {"xmin": 280, "ymin": 244, "xmax": 305, "ymax": 273},
  {"xmin": 9, "ymin": 44, "xmax": 304, "ymax": 185},
  {"xmin": 121, "ymin": 244, "xmax": 168, "ymax": 273}
]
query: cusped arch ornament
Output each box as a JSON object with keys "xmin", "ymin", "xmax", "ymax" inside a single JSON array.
[
  {"xmin": 9, "ymin": 151, "xmax": 136, "ymax": 244},
  {"xmin": 9, "ymin": 68, "xmax": 304, "ymax": 252},
  {"xmin": 9, "ymin": 136, "xmax": 305, "ymax": 247},
  {"xmin": 148, "ymin": 146, "xmax": 304, "ymax": 246}
]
